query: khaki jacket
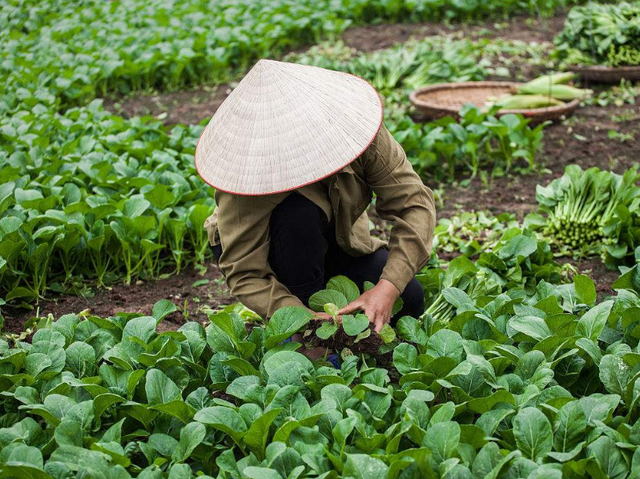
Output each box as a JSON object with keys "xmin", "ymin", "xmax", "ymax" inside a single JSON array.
[{"xmin": 204, "ymin": 124, "xmax": 436, "ymax": 319}]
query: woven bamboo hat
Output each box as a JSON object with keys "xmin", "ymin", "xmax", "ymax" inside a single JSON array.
[{"xmin": 195, "ymin": 59, "xmax": 383, "ymax": 196}]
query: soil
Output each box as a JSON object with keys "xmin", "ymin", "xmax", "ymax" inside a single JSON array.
[
  {"xmin": 342, "ymin": 14, "xmax": 566, "ymax": 53},
  {"xmin": 102, "ymin": 84, "xmax": 231, "ymax": 127},
  {"xmin": 438, "ymin": 102, "xmax": 640, "ymax": 219},
  {"xmin": 4, "ymin": 13, "xmax": 639, "ymax": 337},
  {"xmin": 2, "ymin": 266, "xmax": 235, "ymax": 334},
  {"xmin": 101, "ymin": 14, "xmax": 566, "ymax": 127},
  {"xmin": 306, "ymin": 319, "xmax": 383, "ymax": 355}
]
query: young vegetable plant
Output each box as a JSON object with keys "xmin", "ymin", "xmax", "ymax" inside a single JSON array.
[{"xmin": 308, "ymin": 276, "xmax": 402, "ymax": 344}]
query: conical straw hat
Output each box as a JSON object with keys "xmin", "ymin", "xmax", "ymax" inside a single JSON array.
[{"xmin": 195, "ymin": 59, "xmax": 383, "ymax": 196}]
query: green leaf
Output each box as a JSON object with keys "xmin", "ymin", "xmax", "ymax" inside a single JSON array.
[
  {"xmin": 423, "ymin": 421, "xmax": 460, "ymax": 463},
  {"xmin": 327, "ymin": 276, "xmax": 360, "ymax": 303},
  {"xmin": 150, "ymin": 400, "xmax": 196, "ymax": 424},
  {"xmin": 122, "ymin": 316, "xmax": 157, "ymax": 344},
  {"xmin": 6, "ymin": 444, "xmax": 43, "ymax": 468},
  {"xmin": 586, "ymin": 436, "xmax": 628, "ymax": 479},
  {"xmin": 599, "ymin": 354, "xmax": 631, "ymax": 396},
  {"xmin": 145, "ymin": 369, "xmax": 181, "ymax": 406},
  {"xmin": 309, "ymin": 290, "xmax": 348, "ymax": 312},
  {"xmin": 263, "ymin": 351, "xmax": 313, "ymax": 376},
  {"xmin": 512, "ymin": 407, "xmax": 553, "ymax": 461},
  {"xmin": 574, "ymin": 275, "xmax": 596, "ymax": 306},
  {"xmin": 194, "ymin": 406, "xmax": 247, "ymax": 444},
  {"xmin": 393, "ymin": 343, "xmax": 420, "ymax": 375},
  {"xmin": 554, "ymin": 401, "xmax": 586, "ymax": 453},
  {"xmin": 497, "ymin": 235, "xmax": 537, "ymax": 260},
  {"xmin": 242, "ymin": 467, "xmax": 283, "ymax": 479},
  {"xmin": 65, "ymin": 342, "xmax": 96, "ymax": 378},
  {"xmin": 152, "ymin": 300, "xmax": 178, "ymax": 323},
  {"xmin": 427, "ymin": 329, "xmax": 464, "ymax": 362},
  {"xmin": 508, "ymin": 316, "xmax": 551, "ymax": 341},
  {"xmin": 0, "ymin": 463, "xmax": 52, "ymax": 479},
  {"xmin": 343, "ymin": 454, "xmax": 388, "ymax": 479},
  {"xmin": 379, "ymin": 324, "xmax": 396, "ymax": 344},
  {"xmin": 316, "ymin": 322, "xmax": 338, "ymax": 340},
  {"xmin": 264, "ymin": 307, "xmax": 313, "ymax": 349},
  {"xmin": 323, "ymin": 303, "xmax": 340, "ymax": 317},
  {"xmin": 576, "ymin": 301, "xmax": 613, "ymax": 341},
  {"xmin": 243, "ymin": 408, "xmax": 282, "ymax": 459},
  {"xmin": 342, "ymin": 314, "xmax": 369, "ymax": 336},
  {"xmin": 172, "ymin": 422, "xmax": 206, "ymax": 462}
]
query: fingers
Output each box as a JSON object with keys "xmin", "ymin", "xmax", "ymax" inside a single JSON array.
[
  {"xmin": 369, "ymin": 309, "xmax": 391, "ymax": 333},
  {"xmin": 338, "ymin": 299, "xmax": 363, "ymax": 315},
  {"xmin": 373, "ymin": 313, "xmax": 386, "ymax": 333}
]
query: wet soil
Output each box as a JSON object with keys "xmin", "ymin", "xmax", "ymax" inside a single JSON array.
[
  {"xmin": 102, "ymin": 84, "xmax": 231, "ymax": 128},
  {"xmin": 2, "ymin": 266, "xmax": 235, "ymax": 334}
]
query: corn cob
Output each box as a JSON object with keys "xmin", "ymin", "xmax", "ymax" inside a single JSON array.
[
  {"xmin": 524, "ymin": 72, "xmax": 576, "ymax": 88},
  {"xmin": 495, "ymin": 94, "xmax": 565, "ymax": 109},
  {"xmin": 518, "ymin": 83, "xmax": 593, "ymax": 100}
]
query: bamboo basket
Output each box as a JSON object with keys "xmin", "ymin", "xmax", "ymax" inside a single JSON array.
[
  {"xmin": 568, "ymin": 65, "xmax": 640, "ymax": 84},
  {"xmin": 409, "ymin": 81, "xmax": 582, "ymax": 124}
]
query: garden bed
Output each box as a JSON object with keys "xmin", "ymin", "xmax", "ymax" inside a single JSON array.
[
  {"xmin": 4, "ymin": 9, "xmax": 639, "ymax": 333},
  {"xmin": 4, "ymin": 99, "xmax": 637, "ymax": 332}
]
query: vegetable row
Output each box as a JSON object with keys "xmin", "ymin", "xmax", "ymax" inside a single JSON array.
[{"xmin": 3, "ymin": 242, "xmax": 640, "ymax": 477}]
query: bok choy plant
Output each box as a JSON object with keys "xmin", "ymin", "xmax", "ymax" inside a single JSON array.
[
  {"xmin": 528, "ymin": 165, "xmax": 640, "ymax": 264},
  {"xmin": 4, "ymin": 261, "xmax": 640, "ymax": 478}
]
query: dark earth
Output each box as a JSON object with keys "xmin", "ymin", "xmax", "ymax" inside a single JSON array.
[{"xmin": 3, "ymin": 12, "xmax": 639, "ymax": 334}]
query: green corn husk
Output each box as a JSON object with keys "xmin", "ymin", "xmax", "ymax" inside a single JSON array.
[
  {"xmin": 524, "ymin": 72, "xmax": 576, "ymax": 88},
  {"xmin": 495, "ymin": 94, "xmax": 565, "ymax": 109},
  {"xmin": 518, "ymin": 83, "xmax": 593, "ymax": 100}
]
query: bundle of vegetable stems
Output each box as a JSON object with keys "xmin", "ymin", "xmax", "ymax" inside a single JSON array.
[{"xmin": 540, "ymin": 166, "xmax": 640, "ymax": 247}]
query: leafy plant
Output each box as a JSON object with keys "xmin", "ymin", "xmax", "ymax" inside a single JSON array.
[
  {"xmin": 5, "ymin": 257, "xmax": 640, "ymax": 477},
  {"xmin": 286, "ymin": 36, "xmax": 492, "ymax": 96},
  {"xmin": 526, "ymin": 165, "xmax": 640, "ymax": 267},
  {"xmin": 434, "ymin": 210, "xmax": 520, "ymax": 257},
  {"xmin": 391, "ymin": 104, "xmax": 547, "ymax": 182},
  {"xmin": 554, "ymin": 2, "xmax": 640, "ymax": 67},
  {"xmin": 0, "ymin": 101, "xmax": 215, "ymax": 306},
  {"xmin": 308, "ymin": 276, "xmax": 401, "ymax": 344}
]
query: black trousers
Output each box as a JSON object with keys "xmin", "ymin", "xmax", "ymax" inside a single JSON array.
[{"xmin": 213, "ymin": 193, "xmax": 424, "ymax": 321}]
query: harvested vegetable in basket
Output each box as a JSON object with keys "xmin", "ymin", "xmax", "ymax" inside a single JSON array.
[{"xmin": 486, "ymin": 72, "xmax": 592, "ymax": 110}]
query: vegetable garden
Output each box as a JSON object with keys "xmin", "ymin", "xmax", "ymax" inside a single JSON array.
[{"xmin": 1, "ymin": 0, "xmax": 640, "ymax": 478}]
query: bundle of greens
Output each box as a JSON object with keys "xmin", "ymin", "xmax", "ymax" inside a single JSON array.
[
  {"xmin": 554, "ymin": 2, "xmax": 640, "ymax": 67},
  {"xmin": 529, "ymin": 165, "xmax": 640, "ymax": 261}
]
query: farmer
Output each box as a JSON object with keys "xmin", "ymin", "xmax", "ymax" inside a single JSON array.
[{"xmin": 196, "ymin": 59, "xmax": 436, "ymax": 333}]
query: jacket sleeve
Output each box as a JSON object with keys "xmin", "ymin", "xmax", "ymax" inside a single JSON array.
[
  {"xmin": 364, "ymin": 124, "xmax": 437, "ymax": 293},
  {"xmin": 215, "ymin": 192, "xmax": 307, "ymax": 319}
]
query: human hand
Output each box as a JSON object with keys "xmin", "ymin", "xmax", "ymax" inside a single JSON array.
[{"xmin": 338, "ymin": 279, "xmax": 400, "ymax": 333}]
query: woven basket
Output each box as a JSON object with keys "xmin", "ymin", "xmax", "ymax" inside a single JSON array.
[
  {"xmin": 409, "ymin": 81, "xmax": 581, "ymax": 124},
  {"xmin": 569, "ymin": 65, "xmax": 640, "ymax": 84}
]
